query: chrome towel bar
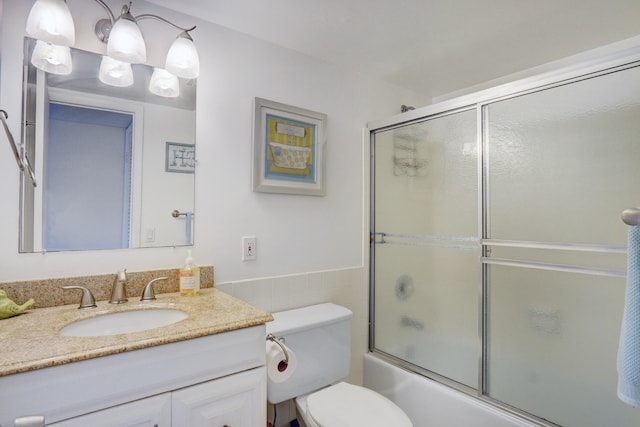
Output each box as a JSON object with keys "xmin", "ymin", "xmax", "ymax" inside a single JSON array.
[
  {"xmin": 622, "ymin": 208, "xmax": 640, "ymax": 226},
  {"xmin": 171, "ymin": 209, "xmax": 194, "ymax": 218}
]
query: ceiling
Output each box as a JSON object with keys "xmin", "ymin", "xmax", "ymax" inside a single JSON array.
[{"xmin": 148, "ymin": 0, "xmax": 640, "ymax": 99}]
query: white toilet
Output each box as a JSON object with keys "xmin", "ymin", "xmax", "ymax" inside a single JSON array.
[{"xmin": 266, "ymin": 303, "xmax": 412, "ymax": 427}]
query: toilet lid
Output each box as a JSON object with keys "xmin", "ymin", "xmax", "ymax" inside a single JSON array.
[{"xmin": 306, "ymin": 382, "xmax": 412, "ymax": 427}]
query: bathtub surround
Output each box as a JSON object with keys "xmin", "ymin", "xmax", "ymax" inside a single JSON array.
[
  {"xmin": 0, "ymin": 266, "xmax": 214, "ymax": 309},
  {"xmin": 364, "ymin": 354, "xmax": 537, "ymax": 427}
]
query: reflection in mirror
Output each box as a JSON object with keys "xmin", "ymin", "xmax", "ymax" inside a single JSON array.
[{"xmin": 20, "ymin": 38, "xmax": 197, "ymax": 253}]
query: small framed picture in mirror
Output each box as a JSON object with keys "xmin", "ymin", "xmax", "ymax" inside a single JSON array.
[{"xmin": 166, "ymin": 142, "xmax": 195, "ymax": 173}]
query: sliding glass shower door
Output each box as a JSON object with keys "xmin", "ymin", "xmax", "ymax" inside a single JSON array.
[
  {"xmin": 483, "ymin": 65, "xmax": 640, "ymax": 427},
  {"xmin": 370, "ymin": 60, "xmax": 640, "ymax": 427},
  {"xmin": 371, "ymin": 108, "xmax": 479, "ymax": 388}
]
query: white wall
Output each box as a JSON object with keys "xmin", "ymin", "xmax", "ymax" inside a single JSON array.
[
  {"xmin": 0, "ymin": 0, "xmax": 426, "ymax": 282},
  {"xmin": 0, "ymin": 2, "xmax": 424, "ymax": 404},
  {"xmin": 140, "ymin": 103, "xmax": 196, "ymax": 247}
]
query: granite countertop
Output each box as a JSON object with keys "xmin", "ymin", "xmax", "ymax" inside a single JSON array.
[{"xmin": 0, "ymin": 288, "xmax": 273, "ymax": 377}]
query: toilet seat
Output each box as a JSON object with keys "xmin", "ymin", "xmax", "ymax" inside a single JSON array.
[{"xmin": 303, "ymin": 382, "xmax": 412, "ymax": 427}]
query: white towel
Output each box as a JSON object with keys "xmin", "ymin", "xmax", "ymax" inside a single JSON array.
[{"xmin": 617, "ymin": 225, "xmax": 640, "ymax": 407}]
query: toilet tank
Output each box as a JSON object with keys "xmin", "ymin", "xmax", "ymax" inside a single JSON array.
[{"xmin": 266, "ymin": 303, "xmax": 353, "ymax": 404}]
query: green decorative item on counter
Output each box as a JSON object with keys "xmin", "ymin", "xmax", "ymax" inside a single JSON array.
[{"xmin": 0, "ymin": 290, "xmax": 34, "ymax": 319}]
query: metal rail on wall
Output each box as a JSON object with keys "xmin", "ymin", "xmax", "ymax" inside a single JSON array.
[{"xmin": 1, "ymin": 109, "xmax": 36, "ymax": 187}]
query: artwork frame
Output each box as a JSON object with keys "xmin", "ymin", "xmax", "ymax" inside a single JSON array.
[
  {"xmin": 165, "ymin": 142, "xmax": 195, "ymax": 174},
  {"xmin": 252, "ymin": 98, "xmax": 327, "ymax": 196}
]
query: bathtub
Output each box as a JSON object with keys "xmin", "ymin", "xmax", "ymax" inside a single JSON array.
[{"xmin": 363, "ymin": 353, "xmax": 539, "ymax": 427}]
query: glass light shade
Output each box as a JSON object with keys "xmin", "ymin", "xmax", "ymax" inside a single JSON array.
[
  {"xmin": 99, "ymin": 56, "xmax": 134, "ymax": 87},
  {"xmin": 149, "ymin": 68, "xmax": 179, "ymax": 98},
  {"xmin": 165, "ymin": 36, "xmax": 200, "ymax": 79},
  {"xmin": 107, "ymin": 17, "xmax": 147, "ymax": 64},
  {"xmin": 31, "ymin": 40, "xmax": 72, "ymax": 75},
  {"xmin": 26, "ymin": 0, "xmax": 75, "ymax": 46}
]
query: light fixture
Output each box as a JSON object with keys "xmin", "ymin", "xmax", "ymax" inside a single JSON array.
[
  {"xmin": 106, "ymin": 4, "xmax": 146, "ymax": 64},
  {"xmin": 165, "ymin": 32, "xmax": 200, "ymax": 79},
  {"xmin": 26, "ymin": 0, "xmax": 75, "ymax": 46},
  {"xmin": 26, "ymin": 0, "xmax": 199, "ymax": 96},
  {"xmin": 149, "ymin": 68, "xmax": 180, "ymax": 98},
  {"xmin": 99, "ymin": 56, "xmax": 134, "ymax": 87},
  {"xmin": 31, "ymin": 39, "xmax": 72, "ymax": 75}
]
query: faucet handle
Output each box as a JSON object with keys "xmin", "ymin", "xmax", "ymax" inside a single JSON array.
[
  {"xmin": 140, "ymin": 277, "xmax": 168, "ymax": 302},
  {"xmin": 116, "ymin": 268, "xmax": 128, "ymax": 282},
  {"xmin": 62, "ymin": 286, "xmax": 97, "ymax": 309}
]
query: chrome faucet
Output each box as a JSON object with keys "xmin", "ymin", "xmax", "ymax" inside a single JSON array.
[{"xmin": 109, "ymin": 268, "xmax": 128, "ymax": 304}]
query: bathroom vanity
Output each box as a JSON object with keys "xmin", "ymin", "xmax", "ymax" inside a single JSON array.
[{"xmin": 0, "ymin": 288, "xmax": 273, "ymax": 426}]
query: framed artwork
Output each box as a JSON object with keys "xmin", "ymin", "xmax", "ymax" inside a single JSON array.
[
  {"xmin": 252, "ymin": 98, "xmax": 327, "ymax": 196},
  {"xmin": 166, "ymin": 142, "xmax": 195, "ymax": 173}
]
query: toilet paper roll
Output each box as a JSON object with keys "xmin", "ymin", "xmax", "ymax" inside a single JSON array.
[{"xmin": 266, "ymin": 339, "xmax": 297, "ymax": 383}]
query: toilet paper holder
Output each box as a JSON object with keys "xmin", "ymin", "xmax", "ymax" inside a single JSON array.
[{"xmin": 266, "ymin": 333, "xmax": 289, "ymax": 364}]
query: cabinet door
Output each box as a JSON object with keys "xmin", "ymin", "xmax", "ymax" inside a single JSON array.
[
  {"xmin": 172, "ymin": 367, "xmax": 266, "ymax": 427},
  {"xmin": 47, "ymin": 393, "xmax": 171, "ymax": 427}
]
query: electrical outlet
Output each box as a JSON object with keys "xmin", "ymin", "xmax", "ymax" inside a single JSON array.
[{"xmin": 242, "ymin": 236, "xmax": 256, "ymax": 261}]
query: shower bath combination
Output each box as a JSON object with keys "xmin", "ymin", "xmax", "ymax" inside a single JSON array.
[{"xmin": 369, "ymin": 56, "xmax": 640, "ymax": 427}]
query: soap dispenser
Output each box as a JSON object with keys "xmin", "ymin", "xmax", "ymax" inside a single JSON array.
[{"xmin": 179, "ymin": 250, "xmax": 200, "ymax": 296}]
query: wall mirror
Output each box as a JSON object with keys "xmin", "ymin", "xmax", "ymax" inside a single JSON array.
[{"xmin": 19, "ymin": 38, "xmax": 197, "ymax": 253}]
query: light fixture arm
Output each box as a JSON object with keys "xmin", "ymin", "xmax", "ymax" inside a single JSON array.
[
  {"xmin": 93, "ymin": 0, "xmax": 117, "ymax": 24},
  {"xmin": 135, "ymin": 14, "xmax": 197, "ymax": 36},
  {"xmin": 92, "ymin": 1, "xmax": 196, "ymax": 43}
]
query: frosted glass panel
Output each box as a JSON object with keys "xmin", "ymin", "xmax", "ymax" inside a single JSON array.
[
  {"xmin": 374, "ymin": 244, "xmax": 479, "ymax": 387},
  {"xmin": 372, "ymin": 109, "xmax": 478, "ymax": 388},
  {"xmin": 374, "ymin": 110, "xmax": 477, "ymax": 237},
  {"xmin": 487, "ymin": 265, "xmax": 639, "ymax": 427},
  {"xmin": 484, "ymin": 64, "xmax": 640, "ymax": 426},
  {"xmin": 487, "ymin": 65, "xmax": 640, "ymax": 246}
]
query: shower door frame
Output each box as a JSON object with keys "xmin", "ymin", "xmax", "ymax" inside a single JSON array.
[{"xmin": 367, "ymin": 42, "xmax": 640, "ymax": 427}]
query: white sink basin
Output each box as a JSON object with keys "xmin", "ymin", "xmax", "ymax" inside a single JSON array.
[{"xmin": 60, "ymin": 309, "xmax": 188, "ymax": 337}]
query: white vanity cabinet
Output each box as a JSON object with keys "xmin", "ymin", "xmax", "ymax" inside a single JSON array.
[
  {"xmin": 0, "ymin": 325, "xmax": 266, "ymax": 427},
  {"xmin": 48, "ymin": 367, "xmax": 265, "ymax": 427}
]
